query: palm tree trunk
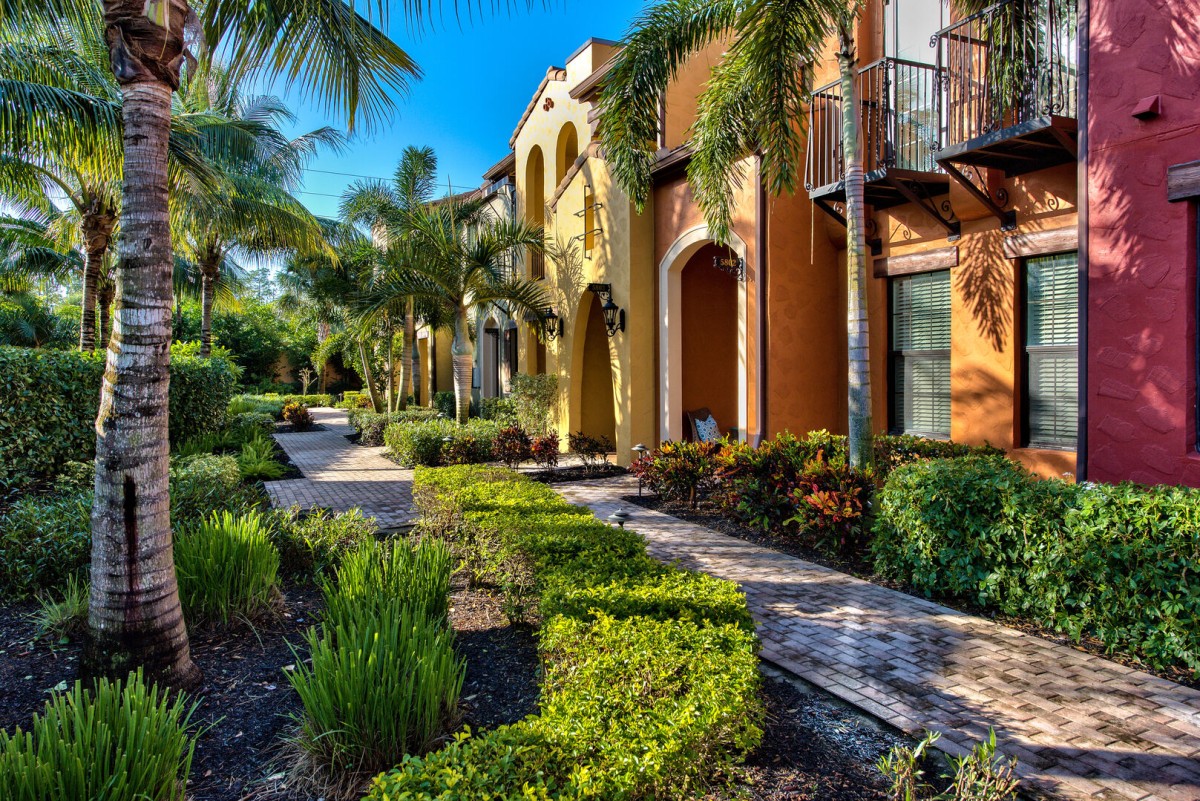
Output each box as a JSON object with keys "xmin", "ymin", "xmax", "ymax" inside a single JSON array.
[
  {"xmin": 357, "ymin": 338, "xmax": 383, "ymax": 412},
  {"xmin": 84, "ymin": 77, "xmax": 200, "ymax": 688},
  {"xmin": 199, "ymin": 262, "xmax": 217, "ymax": 357},
  {"xmin": 838, "ymin": 19, "xmax": 874, "ymax": 470},
  {"xmin": 78, "ymin": 209, "xmax": 114, "ymax": 352},
  {"xmin": 399, "ymin": 299, "xmax": 414, "ymax": 411},
  {"xmin": 385, "ymin": 324, "xmax": 396, "ymax": 413},
  {"xmin": 452, "ymin": 307, "xmax": 472, "ymax": 424},
  {"xmin": 98, "ymin": 283, "xmax": 114, "ymax": 351}
]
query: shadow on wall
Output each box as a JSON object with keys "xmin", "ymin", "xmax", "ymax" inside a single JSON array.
[{"xmin": 956, "ymin": 230, "xmax": 1013, "ymax": 353}]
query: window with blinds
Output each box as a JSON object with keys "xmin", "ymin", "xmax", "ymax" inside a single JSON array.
[
  {"xmin": 891, "ymin": 270, "xmax": 951, "ymax": 438},
  {"xmin": 1025, "ymin": 251, "xmax": 1078, "ymax": 450}
]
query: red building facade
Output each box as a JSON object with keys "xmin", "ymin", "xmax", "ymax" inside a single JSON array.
[{"xmin": 1086, "ymin": 0, "xmax": 1200, "ymax": 485}]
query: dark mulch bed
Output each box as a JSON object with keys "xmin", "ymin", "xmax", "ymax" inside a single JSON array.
[
  {"xmin": 265, "ymin": 438, "xmax": 304, "ymax": 481},
  {"xmin": 626, "ymin": 494, "xmax": 1200, "ymax": 690},
  {"xmin": 528, "ymin": 463, "xmax": 628, "ymax": 483},
  {"xmin": 0, "ymin": 581, "xmax": 541, "ymax": 801},
  {"xmin": 716, "ymin": 667, "xmax": 902, "ymax": 801}
]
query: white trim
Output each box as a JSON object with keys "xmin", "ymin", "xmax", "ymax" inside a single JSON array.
[{"xmin": 658, "ymin": 224, "xmax": 751, "ymax": 442}]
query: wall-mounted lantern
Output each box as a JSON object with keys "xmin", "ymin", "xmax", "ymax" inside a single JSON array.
[
  {"xmin": 543, "ymin": 307, "xmax": 564, "ymax": 341},
  {"xmin": 587, "ymin": 283, "xmax": 625, "ymax": 337}
]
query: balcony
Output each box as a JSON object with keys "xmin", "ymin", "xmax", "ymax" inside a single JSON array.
[
  {"xmin": 806, "ymin": 58, "xmax": 957, "ymax": 239},
  {"xmin": 935, "ymin": 0, "xmax": 1078, "ymax": 177}
]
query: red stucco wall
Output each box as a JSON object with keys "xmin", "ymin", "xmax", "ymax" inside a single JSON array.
[{"xmin": 1087, "ymin": 0, "xmax": 1200, "ymax": 485}]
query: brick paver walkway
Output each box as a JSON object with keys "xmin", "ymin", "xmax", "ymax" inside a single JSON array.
[
  {"xmin": 556, "ymin": 476, "xmax": 1200, "ymax": 801},
  {"xmin": 264, "ymin": 408, "xmax": 416, "ymax": 529}
]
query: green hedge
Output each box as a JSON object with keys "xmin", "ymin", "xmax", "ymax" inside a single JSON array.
[
  {"xmin": 0, "ymin": 346, "xmax": 238, "ymax": 491},
  {"xmin": 365, "ymin": 466, "xmax": 762, "ymax": 799},
  {"xmin": 348, "ymin": 408, "xmax": 442, "ymax": 446},
  {"xmin": 383, "ymin": 419, "xmax": 500, "ymax": 467},
  {"xmin": 874, "ymin": 456, "xmax": 1200, "ymax": 674}
]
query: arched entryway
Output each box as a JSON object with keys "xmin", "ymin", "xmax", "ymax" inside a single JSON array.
[
  {"xmin": 480, "ymin": 316, "xmax": 501, "ymax": 398},
  {"xmin": 681, "ymin": 243, "xmax": 739, "ymax": 439},
  {"xmin": 659, "ymin": 224, "xmax": 752, "ymax": 442},
  {"xmin": 575, "ymin": 293, "xmax": 617, "ymax": 444}
]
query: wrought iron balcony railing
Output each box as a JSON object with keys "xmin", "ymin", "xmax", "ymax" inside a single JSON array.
[
  {"xmin": 805, "ymin": 58, "xmax": 943, "ymax": 196},
  {"xmin": 528, "ymin": 248, "xmax": 545, "ymax": 281},
  {"xmin": 935, "ymin": 0, "xmax": 1078, "ymax": 151}
]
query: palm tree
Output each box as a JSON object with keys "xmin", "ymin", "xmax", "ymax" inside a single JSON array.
[
  {"xmin": 598, "ymin": 0, "xmax": 875, "ymax": 467},
  {"xmin": 174, "ymin": 65, "xmax": 343, "ymax": 356},
  {"xmin": 341, "ymin": 145, "xmax": 441, "ymax": 412},
  {"xmin": 363, "ymin": 187, "xmax": 550, "ymax": 423},
  {"xmin": 12, "ymin": 0, "xmax": 421, "ymax": 688}
]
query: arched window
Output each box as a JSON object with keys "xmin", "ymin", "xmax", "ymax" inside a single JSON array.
[
  {"xmin": 524, "ymin": 146, "xmax": 545, "ymax": 279},
  {"xmin": 555, "ymin": 123, "xmax": 579, "ymax": 187}
]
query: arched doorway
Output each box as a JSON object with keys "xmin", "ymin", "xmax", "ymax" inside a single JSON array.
[
  {"xmin": 481, "ymin": 316, "xmax": 501, "ymax": 398},
  {"xmin": 681, "ymin": 244, "xmax": 739, "ymax": 438},
  {"xmin": 579, "ymin": 294, "xmax": 616, "ymax": 444},
  {"xmin": 659, "ymin": 224, "xmax": 752, "ymax": 442}
]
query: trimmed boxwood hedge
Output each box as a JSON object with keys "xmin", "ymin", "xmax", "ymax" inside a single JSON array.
[
  {"xmin": 0, "ymin": 346, "xmax": 238, "ymax": 491},
  {"xmin": 874, "ymin": 456, "xmax": 1200, "ymax": 674},
  {"xmin": 364, "ymin": 466, "xmax": 762, "ymax": 799}
]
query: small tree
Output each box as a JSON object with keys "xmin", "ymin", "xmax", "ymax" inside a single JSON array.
[{"xmin": 509, "ymin": 373, "xmax": 558, "ymax": 436}]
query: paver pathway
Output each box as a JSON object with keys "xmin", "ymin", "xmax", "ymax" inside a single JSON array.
[
  {"xmin": 264, "ymin": 408, "xmax": 416, "ymax": 529},
  {"xmin": 556, "ymin": 476, "xmax": 1200, "ymax": 801}
]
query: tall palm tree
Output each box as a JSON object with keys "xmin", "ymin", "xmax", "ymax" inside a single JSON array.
[
  {"xmin": 12, "ymin": 0, "xmax": 421, "ymax": 688},
  {"xmin": 598, "ymin": 0, "xmax": 875, "ymax": 467},
  {"xmin": 174, "ymin": 65, "xmax": 343, "ymax": 356},
  {"xmin": 341, "ymin": 145, "xmax": 441, "ymax": 412},
  {"xmin": 363, "ymin": 188, "xmax": 549, "ymax": 423}
]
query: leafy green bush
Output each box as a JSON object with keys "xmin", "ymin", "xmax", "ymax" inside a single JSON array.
[
  {"xmin": 174, "ymin": 511, "xmax": 280, "ymax": 625},
  {"xmin": 226, "ymin": 411, "xmax": 276, "ymax": 440},
  {"xmin": 568, "ymin": 431, "xmax": 613, "ymax": 472},
  {"xmin": 282, "ymin": 393, "xmax": 332, "ymax": 407},
  {"xmin": 169, "ymin": 454, "xmax": 258, "ymax": 522},
  {"xmin": 478, "ymin": 396, "xmax": 516, "ymax": 424},
  {"xmin": 287, "ymin": 537, "xmax": 462, "ymax": 779},
  {"xmin": 716, "ymin": 431, "xmax": 830, "ymax": 531},
  {"xmin": 228, "ymin": 394, "xmax": 285, "ymax": 419},
  {"xmin": 51, "ymin": 461, "xmax": 95, "ymax": 494},
  {"xmin": 338, "ymin": 390, "xmax": 372, "ymax": 410},
  {"xmin": 271, "ymin": 507, "xmax": 377, "ymax": 578},
  {"xmin": 875, "ymin": 458, "xmax": 1200, "ymax": 674},
  {"xmin": 367, "ymin": 466, "xmax": 762, "ymax": 798},
  {"xmin": 631, "ymin": 440, "xmax": 721, "ymax": 507},
  {"xmin": 873, "ymin": 434, "xmax": 1004, "ymax": 480},
  {"xmin": 509, "ymin": 373, "xmax": 557, "ymax": 435},
  {"xmin": 0, "ymin": 345, "xmax": 237, "ymax": 491},
  {"xmin": 785, "ymin": 452, "xmax": 874, "ymax": 557},
  {"xmin": 0, "ymin": 670, "xmax": 198, "ymax": 801},
  {"xmin": 384, "ymin": 419, "xmax": 500, "ymax": 467},
  {"xmin": 0, "ymin": 490, "xmax": 90, "ymax": 599},
  {"xmin": 350, "ymin": 408, "xmax": 442, "ymax": 446},
  {"xmin": 432, "ymin": 390, "xmax": 455, "ymax": 418}
]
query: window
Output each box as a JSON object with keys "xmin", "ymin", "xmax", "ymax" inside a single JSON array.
[
  {"xmin": 1024, "ymin": 251, "xmax": 1078, "ymax": 450},
  {"xmin": 891, "ymin": 270, "xmax": 951, "ymax": 437}
]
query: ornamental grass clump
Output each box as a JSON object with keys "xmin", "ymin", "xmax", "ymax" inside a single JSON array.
[
  {"xmin": 174, "ymin": 511, "xmax": 281, "ymax": 626},
  {"xmin": 286, "ymin": 537, "xmax": 463, "ymax": 790},
  {"xmin": 0, "ymin": 670, "xmax": 198, "ymax": 801}
]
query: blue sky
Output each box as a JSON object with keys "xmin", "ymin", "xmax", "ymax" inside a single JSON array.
[{"xmin": 278, "ymin": 1, "xmax": 648, "ymax": 219}]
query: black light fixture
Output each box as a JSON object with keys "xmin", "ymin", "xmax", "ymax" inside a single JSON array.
[
  {"xmin": 587, "ymin": 283, "xmax": 625, "ymax": 337},
  {"xmin": 543, "ymin": 307, "xmax": 564, "ymax": 341}
]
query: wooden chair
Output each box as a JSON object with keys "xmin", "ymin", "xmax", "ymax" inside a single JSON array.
[{"xmin": 685, "ymin": 407, "xmax": 722, "ymax": 443}]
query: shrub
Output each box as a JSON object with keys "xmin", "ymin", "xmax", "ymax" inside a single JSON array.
[
  {"xmin": 287, "ymin": 537, "xmax": 462, "ymax": 780},
  {"xmin": 384, "ymin": 419, "xmax": 500, "ymax": 467},
  {"xmin": 228, "ymin": 394, "xmax": 285, "ymax": 419},
  {"xmin": 432, "ymin": 390, "xmax": 455, "ymax": 419},
  {"xmin": 785, "ymin": 452, "xmax": 874, "ymax": 558},
  {"xmin": 0, "ymin": 490, "xmax": 90, "ymax": 599},
  {"xmin": 879, "ymin": 730, "xmax": 1019, "ymax": 801},
  {"xmin": 0, "ymin": 670, "xmax": 198, "ymax": 801},
  {"xmin": 873, "ymin": 434, "xmax": 1004, "ymax": 480},
  {"xmin": 52, "ymin": 460, "xmax": 95, "ymax": 495},
  {"xmin": 236, "ymin": 434, "xmax": 286, "ymax": 481},
  {"xmin": 174, "ymin": 511, "xmax": 281, "ymax": 625},
  {"xmin": 366, "ymin": 466, "xmax": 762, "ymax": 798},
  {"xmin": 0, "ymin": 345, "xmax": 237, "ymax": 491},
  {"xmin": 568, "ymin": 431, "xmax": 612, "ymax": 473},
  {"xmin": 351, "ymin": 409, "xmax": 441, "ymax": 446},
  {"xmin": 492, "ymin": 425, "xmax": 532, "ymax": 468},
  {"xmin": 282, "ymin": 394, "xmax": 332, "ymax": 407},
  {"xmin": 338, "ymin": 391, "xmax": 373, "ymax": 410},
  {"xmin": 874, "ymin": 458, "xmax": 1200, "ymax": 674},
  {"xmin": 530, "ymin": 431, "xmax": 560, "ymax": 470},
  {"xmin": 716, "ymin": 432, "xmax": 826, "ymax": 530},
  {"xmin": 509, "ymin": 373, "xmax": 557, "ymax": 435},
  {"xmin": 282, "ymin": 402, "xmax": 315, "ymax": 431},
  {"xmin": 271, "ymin": 507, "xmax": 377, "ymax": 579},
  {"xmin": 226, "ymin": 411, "xmax": 276, "ymax": 440},
  {"xmin": 478, "ymin": 396, "xmax": 516, "ymax": 424},
  {"xmin": 169, "ymin": 454, "xmax": 255, "ymax": 521},
  {"xmin": 632, "ymin": 440, "xmax": 721, "ymax": 508}
]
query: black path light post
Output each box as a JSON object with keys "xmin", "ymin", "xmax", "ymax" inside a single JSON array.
[{"xmin": 631, "ymin": 443, "xmax": 648, "ymax": 496}]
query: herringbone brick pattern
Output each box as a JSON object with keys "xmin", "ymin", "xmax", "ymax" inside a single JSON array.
[
  {"xmin": 556, "ymin": 476, "xmax": 1200, "ymax": 801},
  {"xmin": 265, "ymin": 408, "xmax": 416, "ymax": 529}
]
